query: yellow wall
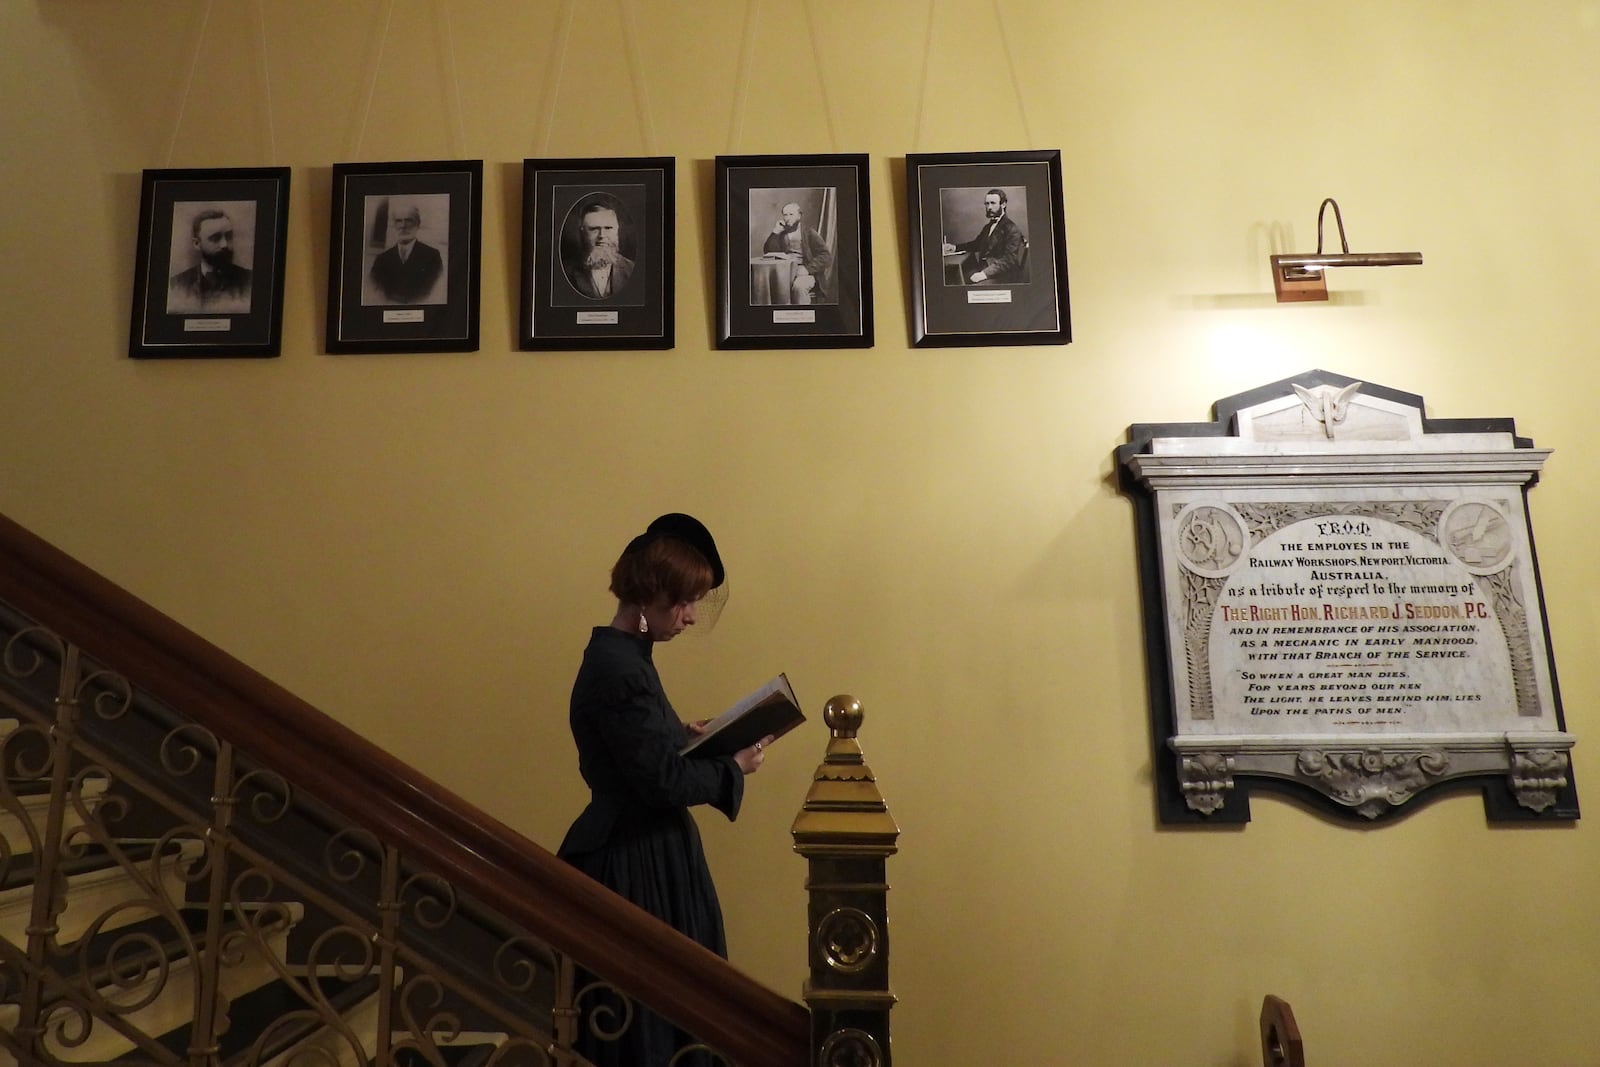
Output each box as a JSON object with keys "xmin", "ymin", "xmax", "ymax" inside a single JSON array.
[{"xmin": 4, "ymin": 2, "xmax": 1598, "ymax": 1063}]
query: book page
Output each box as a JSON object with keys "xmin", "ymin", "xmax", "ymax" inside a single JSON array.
[{"xmin": 681, "ymin": 673, "xmax": 802, "ymax": 756}]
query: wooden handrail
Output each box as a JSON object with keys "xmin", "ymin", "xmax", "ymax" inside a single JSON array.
[{"xmin": 0, "ymin": 511, "xmax": 811, "ymax": 1066}]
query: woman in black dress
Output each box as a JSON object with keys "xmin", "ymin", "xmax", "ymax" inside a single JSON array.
[{"xmin": 558, "ymin": 513, "xmax": 771, "ymax": 1067}]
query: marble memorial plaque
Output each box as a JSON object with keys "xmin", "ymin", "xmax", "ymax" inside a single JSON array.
[{"xmin": 1117, "ymin": 372, "xmax": 1576, "ymax": 823}]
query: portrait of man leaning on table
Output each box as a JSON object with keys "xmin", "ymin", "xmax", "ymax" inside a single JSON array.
[{"xmin": 748, "ymin": 188, "xmax": 838, "ymax": 307}]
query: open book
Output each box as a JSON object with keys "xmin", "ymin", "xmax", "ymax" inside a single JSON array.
[{"xmin": 681, "ymin": 673, "xmax": 804, "ymax": 758}]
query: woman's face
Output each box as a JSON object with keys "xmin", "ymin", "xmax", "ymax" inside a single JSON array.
[{"xmin": 643, "ymin": 596, "xmax": 699, "ymax": 641}]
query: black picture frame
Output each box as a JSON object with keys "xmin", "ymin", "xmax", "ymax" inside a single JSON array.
[
  {"xmin": 128, "ymin": 167, "xmax": 291, "ymax": 359},
  {"xmin": 905, "ymin": 149, "xmax": 1071, "ymax": 347},
  {"xmin": 519, "ymin": 157, "xmax": 674, "ymax": 351},
  {"xmin": 715, "ymin": 153, "xmax": 873, "ymax": 349},
  {"xmin": 326, "ymin": 160, "xmax": 482, "ymax": 354}
]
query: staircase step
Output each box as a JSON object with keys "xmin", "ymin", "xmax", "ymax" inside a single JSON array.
[
  {"xmin": 0, "ymin": 838, "xmax": 201, "ymax": 945},
  {"xmin": 69, "ymin": 970, "xmax": 382, "ymax": 1066},
  {"xmin": 26, "ymin": 972, "xmax": 376, "ymax": 1066},
  {"xmin": 0, "ymin": 902, "xmax": 302, "ymax": 1063},
  {"xmin": 255, "ymin": 972, "xmax": 385, "ymax": 1067},
  {"xmin": 388, "ymin": 1039, "xmax": 503, "ymax": 1066},
  {"xmin": 0, "ymin": 774, "xmax": 109, "ymax": 858}
]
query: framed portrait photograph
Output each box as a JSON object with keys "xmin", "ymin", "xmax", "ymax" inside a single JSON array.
[
  {"xmin": 905, "ymin": 149, "xmax": 1071, "ymax": 347},
  {"xmin": 326, "ymin": 160, "xmax": 482, "ymax": 354},
  {"xmin": 519, "ymin": 157, "xmax": 673, "ymax": 350},
  {"xmin": 716, "ymin": 153, "xmax": 872, "ymax": 349},
  {"xmin": 128, "ymin": 167, "xmax": 290, "ymax": 359}
]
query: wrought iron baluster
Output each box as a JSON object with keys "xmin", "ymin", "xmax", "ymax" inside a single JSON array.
[
  {"xmin": 549, "ymin": 953, "xmax": 579, "ymax": 1067},
  {"xmin": 375, "ymin": 844, "xmax": 401, "ymax": 1066},
  {"xmin": 187, "ymin": 739, "xmax": 237, "ymax": 1066},
  {"xmin": 13, "ymin": 639, "xmax": 78, "ymax": 1062}
]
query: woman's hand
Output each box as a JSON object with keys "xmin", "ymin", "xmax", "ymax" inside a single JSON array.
[
  {"xmin": 734, "ymin": 734, "xmax": 777, "ymax": 775},
  {"xmin": 686, "ymin": 718, "xmax": 712, "ymax": 737}
]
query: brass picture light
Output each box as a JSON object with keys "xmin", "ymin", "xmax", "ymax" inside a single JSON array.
[{"xmin": 1270, "ymin": 197, "xmax": 1422, "ymax": 302}]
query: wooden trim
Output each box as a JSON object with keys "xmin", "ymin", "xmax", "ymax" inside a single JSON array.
[{"xmin": 0, "ymin": 512, "xmax": 810, "ymax": 1066}]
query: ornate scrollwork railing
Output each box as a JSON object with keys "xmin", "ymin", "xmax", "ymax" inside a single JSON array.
[
  {"xmin": 0, "ymin": 512, "xmax": 838, "ymax": 1066},
  {"xmin": 0, "ymin": 602, "xmax": 818, "ymax": 1066},
  {"xmin": 0, "ymin": 618, "xmax": 589, "ymax": 1065}
]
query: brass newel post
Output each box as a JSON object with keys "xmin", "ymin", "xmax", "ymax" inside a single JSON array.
[{"xmin": 791, "ymin": 696, "xmax": 899, "ymax": 1067}]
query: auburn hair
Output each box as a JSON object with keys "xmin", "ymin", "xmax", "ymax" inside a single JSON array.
[{"xmin": 610, "ymin": 536, "xmax": 714, "ymax": 606}]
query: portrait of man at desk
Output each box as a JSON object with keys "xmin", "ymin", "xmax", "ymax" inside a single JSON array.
[
  {"xmin": 748, "ymin": 188, "xmax": 837, "ymax": 306},
  {"xmin": 940, "ymin": 186, "xmax": 1029, "ymax": 286}
]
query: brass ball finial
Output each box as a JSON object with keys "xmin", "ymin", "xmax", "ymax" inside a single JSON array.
[{"xmin": 823, "ymin": 695, "xmax": 863, "ymax": 737}]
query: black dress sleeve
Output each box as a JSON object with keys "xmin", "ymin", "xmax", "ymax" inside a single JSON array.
[{"xmin": 584, "ymin": 668, "xmax": 745, "ymax": 822}]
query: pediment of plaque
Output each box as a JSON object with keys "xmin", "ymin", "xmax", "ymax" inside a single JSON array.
[{"xmin": 1239, "ymin": 383, "xmax": 1418, "ymax": 444}]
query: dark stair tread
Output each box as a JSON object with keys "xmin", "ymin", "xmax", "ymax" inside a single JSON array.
[
  {"xmin": 0, "ymin": 839, "xmax": 176, "ymax": 892},
  {"xmin": 388, "ymin": 1041, "xmax": 500, "ymax": 1067},
  {"xmin": 113, "ymin": 972, "xmax": 383, "ymax": 1063},
  {"xmin": 4, "ymin": 908, "xmax": 284, "ymax": 1013},
  {"xmin": 54, "ymin": 907, "xmax": 263, "ymax": 977},
  {"xmin": 1, "ymin": 773, "xmax": 108, "ymax": 798}
]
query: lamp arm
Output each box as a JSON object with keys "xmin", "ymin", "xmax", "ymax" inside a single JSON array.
[{"xmin": 1315, "ymin": 197, "xmax": 1351, "ymax": 256}]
